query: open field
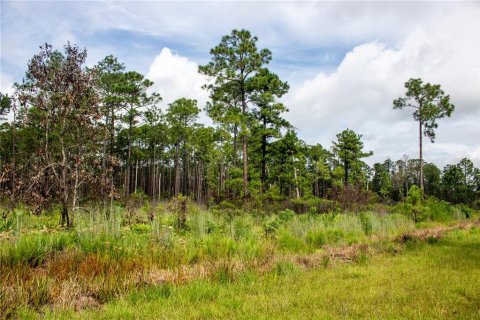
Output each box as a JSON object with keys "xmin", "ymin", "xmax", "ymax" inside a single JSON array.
[
  {"xmin": 11, "ymin": 224, "xmax": 480, "ymax": 319},
  {"xmin": 1, "ymin": 202, "xmax": 479, "ymax": 319}
]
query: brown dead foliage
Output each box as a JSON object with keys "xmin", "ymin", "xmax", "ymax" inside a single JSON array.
[{"xmin": 1, "ymin": 219, "xmax": 478, "ymax": 316}]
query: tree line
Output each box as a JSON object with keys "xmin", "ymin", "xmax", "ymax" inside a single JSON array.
[{"xmin": 0, "ymin": 29, "xmax": 478, "ymax": 225}]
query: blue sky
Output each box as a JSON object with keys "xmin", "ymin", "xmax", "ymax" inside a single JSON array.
[{"xmin": 1, "ymin": 1, "xmax": 479, "ymax": 168}]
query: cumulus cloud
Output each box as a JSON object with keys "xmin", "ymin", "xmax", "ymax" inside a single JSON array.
[
  {"xmin": 283, "ymin": 5, "xmax": 480, "ymax": 168},
  {"xmin": 145, "ymin": 48, "xmax": 210, "ymax": 123},
  {"xmin": 1, "ymin": 1, "xmax": 478, "ymax": 168},
  {"xmin": 0, "ymin": 73, "xmax": 15, "ymax": 95}
]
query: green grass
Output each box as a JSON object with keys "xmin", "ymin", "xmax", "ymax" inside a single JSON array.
[
  {"xmin": 1, "ymin": 200, "xmax": 478, "ymax": 318},
  {"xmin": 16, "ymin": 227, "xmax": 479, "ymax": 320}
]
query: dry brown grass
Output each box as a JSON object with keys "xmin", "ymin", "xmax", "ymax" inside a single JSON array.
[{"xmin": 1, "ymin": 219, "xmax": 479, "ymax": 318}]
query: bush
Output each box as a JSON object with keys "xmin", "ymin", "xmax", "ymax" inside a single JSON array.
[
  {"xmin": 325, "ymin": 229, "xmax": 345, "ymax": 244},
  {"xmin": 278, "ymin": 209, "xmax": 295, "ymax": 222},
  {"xmin": 263, "ymin": 216, "xmax": 281, "ymax": 237}
]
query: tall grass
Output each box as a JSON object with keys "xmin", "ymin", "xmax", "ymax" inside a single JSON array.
[{"xmin": 0, "ymin": 199, "xmax": 477, "ymax": 317}]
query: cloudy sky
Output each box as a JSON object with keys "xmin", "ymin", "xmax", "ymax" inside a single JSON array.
[{"xmin": 1, "ymin": 1, "xmax": 479, "ymax": 168}]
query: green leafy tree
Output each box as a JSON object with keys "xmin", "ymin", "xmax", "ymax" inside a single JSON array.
[
  {"xmin": 406, "ymin": 185, "xmax": 423, "ymax": 222},
  {"xmin": 332, "ymin": 129, "xmax": 372, "ymax": 186},
  {"xmin": 249, "ymin": 68, "xmax": 290, "ymax": 190},
  {"xmin": 393, "ymin": 78, "xmax": 455, "ymax": 190},
  {"xmin": 423, "ymin": 162, "xmax": 441, "ymax": 197},
  {"xmin": 372, "ymin": 162, "xmax": 392, "ymax": 201},
  {"xmin": 306, "ymin": 144, "xmax": 332, "ymax": 197},
  {"xmin": 120, "ymin": 71, "xmax": 161, "ymax": 196},
  {"xmin": 166, "ymin": 98, "xmax": 200, "ymax": 196},
  {"xmin": 269, "ymin": 130, "xmax": 305, "ymax": 198},
  {"xmin": 199, "ymin": 29, "xmax": 272, "ymax": 198},
  {"xmin": 442, "ymin": 164, "xmax": 464, "ymax": 203},
  {"xmin": 92, "ymin": 55, "xmax": 127, "ymax": 211}
]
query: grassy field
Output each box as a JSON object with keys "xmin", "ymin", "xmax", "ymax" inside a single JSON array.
[
  {"xmin": 1, "ymin": 201, "xmax": 479, "ymax": 319},
  {"xmin": 15, "ymin": 226, "xmax": 480, "ymax": 319}
]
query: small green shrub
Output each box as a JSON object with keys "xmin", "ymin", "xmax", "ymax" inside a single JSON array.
[
  {"xmin": 325, "ymin": 229, "xmax": 345, "ymax": 244},
  {"xmin": 278, "ymin": 209, "xmax": 295, "ymax": 222},
  {"xmin": 263, "ymin": 216, "xmax": 281, "ymax": 237}
]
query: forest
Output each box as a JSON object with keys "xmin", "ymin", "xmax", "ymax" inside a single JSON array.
[
  {"xmin": 0, "ymin": 30, "xmax": 478, "ymax": 222},
  {"xmin": 0, "ymin": 29, "xmax": 479, "ymax": 319}
]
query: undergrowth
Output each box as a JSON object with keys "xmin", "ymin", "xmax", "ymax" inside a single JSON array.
[{"xmin": 0, "ymin": 199, "xmax": 477, "ymax": 318}]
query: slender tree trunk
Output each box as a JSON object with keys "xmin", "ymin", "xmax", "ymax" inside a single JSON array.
[
  {"xmin": 294, "ymin": 166, "xmax": 300, "ymax": 199},
  {"xmin": 10, "ymin": 106, "xmax": 17, "ymax": 207},
  {"xmin": 419, "ymin": 120, "xmax": 424, "ymax": 190},
  {"xmin": 232, "ymin": 126, "xmax": 238, "ymax": 166},
  {"xmin": 261, "ymin": 118, "xmax": 267, "ymax": 191},
  {"xmin": 242, "ymin": 130, "xmax": 248, "ymax": 198},
  {"xmin": 125, "ymin": 108, "xmax": 133, "ymax": 197},
  {"xmin": 159, "ymin": 158, "xmax": 163, "ymax": 200},
  {"xmin": 61, "ymin": 200, "xmax": 69, "ymax": 227},
  {"xmin": 174, "ymin": 143, "xmax": 180, "ymax": 196},
  {"xmin": 109, "ymin": 107, "xmax": 115, "ymax": 215},
  {"xmin": 134, "ymin": 159, "xmax": 138, "ymax": 193},
  {"xmin": 344, "ymin": 151, "xmax": 349, "ymax": 186}
]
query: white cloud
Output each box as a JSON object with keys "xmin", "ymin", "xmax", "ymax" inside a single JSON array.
[
  {"xmin": 0, "ymin": 73, "xmax": 15, "ymax": 95},
  {"xmin": 1, "ymin": 1, "xmax": 479, "ymax": 168},
  {"xmin": 146, "ymin": 48, "xmax": 210, "ymax": 123},
  {"xmin": 283, "ymin": 5, "xmax": 480, "ymax": 168}
]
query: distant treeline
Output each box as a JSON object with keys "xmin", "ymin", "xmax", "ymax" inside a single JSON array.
[{"xmin": 0, "ymin": 30, "xmax": 478, "ymax": 224}]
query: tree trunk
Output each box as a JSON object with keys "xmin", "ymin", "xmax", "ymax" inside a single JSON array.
[
  {"xmin": 10, "ymin": 106, "xmax": 17, "ymax": 207},
  {"xmin": 261, "ymin": 118, "xmax": 267, "ymax": 191},
  {"xmin": 344, "ymin": 150, "xmax": 349, "ymax": 186},
  {"xmin": 174, "ymin": 143, "xmax": 181, "ymax": 196},
  {"xmin": 134, "ymin": 159, "xmax": 138, "ymax": 193},
  {"xmin": 294, "ymin": 166, "xmax": 300, "ymax": 199},
  {"xmin": 419, "ymin": 121, "xmax": 424, "ymax": 190},
  {"xmin": 61, "ymin": 201, "xmax": 70, "ymax": 227},
  {"xmin": 242, "ymin": 134, "xmax": 248, "ymax": 198},
  {"xmin": 125, "ymin": 108, "xmax": 133, "ymax": 197}
]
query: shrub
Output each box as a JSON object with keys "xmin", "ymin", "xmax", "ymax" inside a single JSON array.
[
  {"xmin": 167, "ymin": 194, "xmax": 188, "ymax": 230},
  {"xmin": 278, "ymin": 209, "xmax": 295, "ymax": 222},
  {"xmin": 325, "ymin": 229, "xmax": 345, "ymax": 244},
  {"xmin": 263, "ymin": 216, "xmax": 281, "ymax": 237}
]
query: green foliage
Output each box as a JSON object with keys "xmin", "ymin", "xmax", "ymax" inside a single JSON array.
[
  {"xmin": 263, "ymin": 215, "xmax": 281, "ymax": 237},
  {"xmin": 33, "ymin": 228, "xmax": 480, "ymax": 319},
  {"xmin": 359, "ymin": 212, "xmax": 373, "ymax": 236},
  {"xmin": 277, "ymin": 229, "xmax": 309, "ymax": 253},
  {"xmin": 278, "ymin": 209, "xmax": 295, "ymax": 222},
  {"xmin": 167, "ymin": 194, "xmax": 188, "ymax": 230},
  {"xmin": 306, "ymin": 230, "xmax": 326, "ymax": 248},
  {"xmin": 393, "ymin": 78, "xmax": 455, "ymax": 143},
  {"xmin": 0, "ymin": 233, "xmax": 72, "ymax": 267},
  {"xmin": 332, "ymin": 129, "xmax": 372, "ymax": 186}
]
